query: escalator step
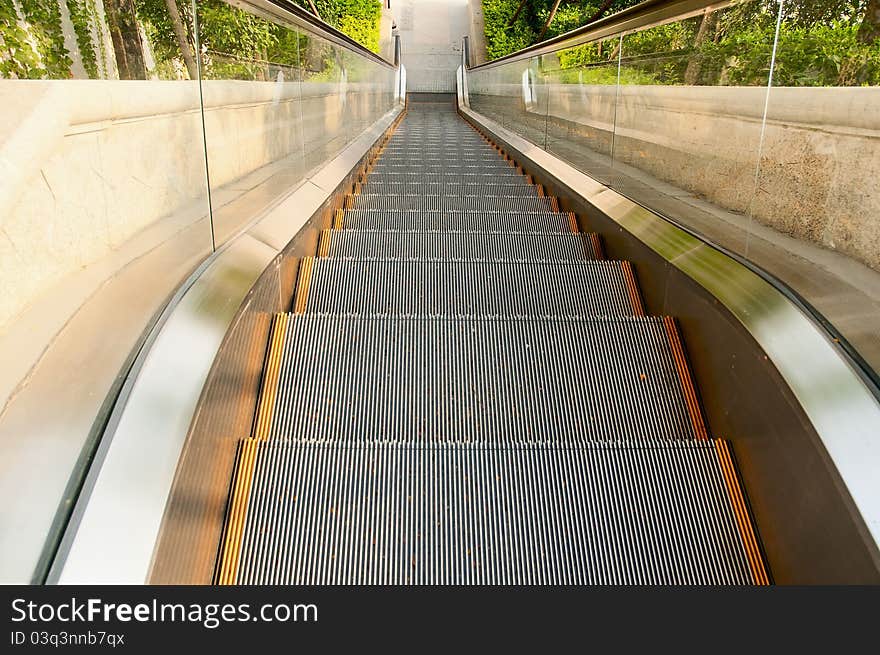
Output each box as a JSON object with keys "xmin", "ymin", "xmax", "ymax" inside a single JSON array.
[
  {"xmin": 366, "ymin": 172, "xmax": 525, "ymax": 183},
  {"xmin": 221, "ymin": 439, "xmax": 764, "ymax": 585},
  {"xmin": 340, "ymin": 209, "xmax": 574, "ymax": 232},
  {"xmin": 317, "ymin": 230, "xmax": 603, "ymax": 261},
  {"xmin": 376, "ymin": 156, "xmax": 511, "ymax": 164},
  {"xmin": 296, "ymin": 258, "xmax": 640, "ymax": 316},
  {"xmin": 381, "ymin": 145, "xmax": 499, "ymax": 152},
  {"xmin": 255, "ymin": 314, "xmax": 704, "ymax": 442},
  {"xmin": 370, "ymin": 163, "xmax": 517, "ymax": 173},
  {"xmin": 350, "ymin": 194, "xmax": 558, "ymax": 212},
  {"xmin": 361, "ymin": 182, "xmax": 538, "ymax": 197}
]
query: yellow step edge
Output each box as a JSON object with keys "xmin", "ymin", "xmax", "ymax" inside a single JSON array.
[
  {"xmin": 318, "ymin": 230, "xmax": 332, "ymax": 257},
  {"xmin": 621, "ymin": 261, "xmax": 645, "ymax": 316},
  {"xmin": 662, "ymin": 316, "xmax": 709, "ymax": 440},
  {"xmin": 589, "ymin": 232, "xmax": 605, "ymax": 259},
  {"xmin": 253, "ymin": 313, "xmax": 289, "ymax": 441},
  {"xmin": 715, "ymin": 439, "xmax": 771, "ymax": 585},
  {"xmin": 334, "ymin": 208, "xmax": 345, "ymax": 230},
  {"xmin": 215, "ymin": 438, "xmax": 259, "ymax": 585},
  {"xmin": 293, "ymin": 257, "xmax": 314, "ymax": 314}
]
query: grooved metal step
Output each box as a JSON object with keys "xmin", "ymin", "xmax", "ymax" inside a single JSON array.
[
  {"xmin": 318, "ymin": 230, "xmax": 603, "ymax": 261},
  {"xmin": 340, "ymin": 209, "xmax": 576, "ymax": 232},
  {"xmin": 377, "ymin": 153, "xmax": 509, "ymax": 160},
  {"xmin": 361, "ymin": 182, "xmax": 538, "ymax": 197},
  {"xmin": 223, "ymin": 439, "xmax": 762, "ymax": 585},
  {"xmin": 371, "ymin": 163, "xmax": 516, "ymax": 172},
  {"xmin": 366, "ymin": 172, "xmax": 525, "ymax": 182},
  {"xmin": 297, "ymin": 258, "xmax": 641, "ymax": 316},
  {"xmin": 350, "ymin": 195, "xmax": 558, "ymax": 212},
  {"xmin": 254, "ymin": 314, "xmax": 703, "ymax": 442},
  {"xmin": 385, "ymin": 144, "xmax": 491, "ymax": 150},
  {"xmin": 382, "ymin": 144, "xmax": 495, "ymax": 150}
]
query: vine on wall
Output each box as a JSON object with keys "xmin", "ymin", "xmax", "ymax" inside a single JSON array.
[
  {"xmin": 17, "ymin": 0, "xmax": 73, "ymax": 77},
  {"xmin": 0, "ymin": 1, "xmax": 43, "ymax": 78},
  {"xmin": 86, "ymin": 0, "xmax": 109, "ymax": 76},
  {"xmin": 66, "ymin": 0, "xmax": 98, "ymax": 77}
]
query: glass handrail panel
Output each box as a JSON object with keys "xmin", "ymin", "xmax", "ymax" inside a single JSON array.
[{"xmin": 0, "ymin": 0, "xmax": 212, "ymax": 583}]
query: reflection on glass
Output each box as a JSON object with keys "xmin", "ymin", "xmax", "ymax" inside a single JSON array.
[
  {"xmin": 468, "ymin": 57, "xmax": 538, "ymax": 134},
  {"xmin": 0, "ymin": 0, "xmax": 211, "ymax": 583},
  {"xmin": 612, "ymin": 1, "xmax": 774, "ymax": 225},
  {"xmin": 197, "ymin": 1, "xmax": 306, "ymax": 245},
  {"xmin": 466, "ymin": 0, "xmax": 880, "ymax": 374},
  {"xmin": 756, "ymin": 1, "xmax": 880, "ymax": 274},
  {"xmin": 544, "ymin": 36, "xmax": 621, "ymax": 184}
]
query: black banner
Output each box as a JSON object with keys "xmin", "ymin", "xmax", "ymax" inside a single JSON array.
[{"xmin": 1, "ymin": 586, "xmax": 876, "ymax": 650}]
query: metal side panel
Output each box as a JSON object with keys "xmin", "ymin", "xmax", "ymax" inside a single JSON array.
[{"xmin": 53, "ymin": 235, "xmax": 277, "ymax": 584}]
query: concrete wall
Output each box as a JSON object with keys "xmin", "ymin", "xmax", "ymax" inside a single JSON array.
[
  {"xmin": 0, "ymin": 78, "xmax": 394, "ymax": 332},
  {"xmin": 470, "ymin": 82, "xmax": 880, "ymax": 271}
]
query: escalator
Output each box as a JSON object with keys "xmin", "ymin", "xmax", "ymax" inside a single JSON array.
[{"xmin": 214, "ymin": 95, "xmax": 769, "ymax": 585}]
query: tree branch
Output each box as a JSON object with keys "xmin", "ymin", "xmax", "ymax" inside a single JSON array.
[
  {"xmin": 507, "ymin": 0, "xmax": 529, "ymax": 27},
  {"xmin": 538, "ymin": 0, "xmax": 564, "ymax": 41},
  {"xmin": 587, "ymin": 0, "xmax": 618, "ymax": 25}
]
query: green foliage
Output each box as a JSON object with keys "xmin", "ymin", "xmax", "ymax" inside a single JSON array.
[
  {"xmin": 291, "ymin": 0, "xmax": 382, "ymax": 53},
  {"xmin": 0, "ymin": 0, "xmax": 382, "ymax": 81},
  {"xmin": 66, "ymin": 0, "xmax": 98, "ymax": 78},
  {"xmin": 198, "ymin": 0, "xmax": 278, "ymax": 57},
  {"xmin": 481, "ymin": 0, "xmax": 641, "ymax": 58},
  {"xmin": 135, "ymin": 0, "xmax": 185, "ymax": 67},
  {"xmin": 553, "ymin": 63, "xmax": 656, "ymax": 85},
  {"xmin": 0, "ymin": 1, "xmax": 44, "ymax": 78},
  {"xmin": 705, "ymin": 19, "xmax": 880, "ymax": 86},
  {"xmin": 337, "ymin": 12, "xmax": 378, "ymax": 53},
  {"xmin": 483, "ymin": 0, "xmax": 880, "ymax": 87},
  {"xmin": 482, "ymin": 0, "xmax": 536, "ymax": 60},
  {"xmin": 135, "ymin": 0, "xmax": 298, "ymax": 80},
  {"xmin": 17, "ymin": 0, "xmax": 73, "ymax": 77},
  {"xmin": 86, "ymin": 0, "xmax": 108, "ymax": 75},
  {"xmin": 132, "ymin": 0, "xmax": 380, "ymax": 80}
]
